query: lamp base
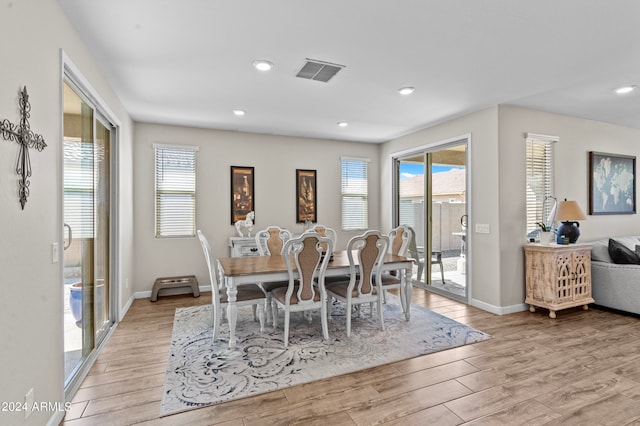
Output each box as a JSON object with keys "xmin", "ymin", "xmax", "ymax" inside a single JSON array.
[{"xmin": 556, "ymin": 221, "xmax": 580, "ymax": 244}]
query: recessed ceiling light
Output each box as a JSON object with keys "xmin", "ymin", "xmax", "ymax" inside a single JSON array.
[
  {"xmin": 252, "ymin": 60, "xmax": 273, "ymax": 71},
  {"xmin": 337, "ymin": 122, "xmax": 349, "ymax": 127},
  {"xmin": 615, "ymin": 85, "xmax": 636, "ymax": 94},
  {"xmin": 398, "ymin": 87, "xmax": 415, "ymax": 95},
  {"xmin": 232, "ymin": 109, "xmax": 245, "ymax": 116}
]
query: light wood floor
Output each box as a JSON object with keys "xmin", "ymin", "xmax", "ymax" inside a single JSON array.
[{"xmin": 62, "ymin": 288, "xmax": 640, "ymax": 425}]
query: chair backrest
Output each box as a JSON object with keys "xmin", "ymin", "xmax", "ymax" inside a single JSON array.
[
  {"xmin": 389, "ymin": 225, "xmax": 411, "ymax": 256},
  {"xmin": 282, "ymin": 232, "xmax": 333, "ymax": 305},
  {"xmin": 255, "ymin": 226, "xmax": 292, "ymax": 255},
  {"xmin": 304, "ymin": 224, "xmax": 337, "ymax": 252},
  {"xmin": 347, "ymin": 231, "xmax": 389, "ymax": 296},
  {"xmin": 405, "ymin": 226, "xmax": 422, "ymax": 262},
  {"xmin": 196, "ymin": 230, "xmax": 222, "ymax": 303}
]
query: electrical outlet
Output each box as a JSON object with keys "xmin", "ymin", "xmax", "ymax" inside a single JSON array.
[
  {"xmin": 52, "ymin": 242, "xmax": 59, "ymax": 263},
  {"xmin": 475, "ymin": 223, "xmax": 490, "ymax": 234},
  {"xmin": 25, "ymin": 388, "xmax": 34, "ymax": 418}
]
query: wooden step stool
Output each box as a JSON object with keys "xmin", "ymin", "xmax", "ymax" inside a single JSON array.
[{"xmin": 151, "ymin": 275, "xmax": 199, "ymax": 302}]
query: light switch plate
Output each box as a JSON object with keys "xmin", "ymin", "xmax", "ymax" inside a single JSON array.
[
  {"xmin": 475, "ymin": 223, "xmax": 490, "ymax": 234},
  {"xmin": 52, "ymin": 242, "xmax": 59, "ymax": 263}
]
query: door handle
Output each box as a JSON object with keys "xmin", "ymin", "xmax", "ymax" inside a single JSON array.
[{"xmin": 64, "ymin": 223, "xmax": 72, "ymax": 250}]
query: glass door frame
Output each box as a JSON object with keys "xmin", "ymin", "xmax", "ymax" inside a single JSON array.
[
  {"xmin": 391, "ymin": 134, "xmax": 471, "ymax": 303},
  {"xmin": 62, "ymin": 52, "xmax": 120, "ymax": 399}
]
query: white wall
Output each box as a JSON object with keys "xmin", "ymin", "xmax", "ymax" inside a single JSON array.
[
  {"xmin": 133, "ymin": 123, "xmax": 380, "ymax": 293},
  {"xmin": 381, "ymin": 105, "xmax": 640, "ymax": 313},
  {"xmin": 380, "ymin": 107, "xmax": 503, "ymax": 309},
  {"xmin": 0, "ymin": 1, "xmax": 134, "ymax": 425},
  {"xmin": 498, "ymin": 105, "xmax": 640, "ymax": 307}
]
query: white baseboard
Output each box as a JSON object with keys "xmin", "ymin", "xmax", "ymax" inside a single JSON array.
[
  {"xmin": 470, "ymin": 298, "xmax": 528, "ymax": 315},
  {"xmin": 119, "ymin": 293, "xmax": 135, "ymax": 321},
  {"xmin": 47, "ymin": 411, "xmax": 65, "ymax": 426}
]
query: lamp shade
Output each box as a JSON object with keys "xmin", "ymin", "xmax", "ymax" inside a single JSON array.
[
  {"xmin": 555, "ymin": 199, "xmax": 586, "ymax": 243},
  {"xmin": 555, "ymin": 200, "xmax": 587, "ymax": 221}
]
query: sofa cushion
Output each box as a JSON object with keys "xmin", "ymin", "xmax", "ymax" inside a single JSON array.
[
  {"xmin": 608, "ymin": 238, "xmax": 640, "ymax": 264},
  {"xmin": 591, "ymin": 239, "xmax": 613, "ymax": 263}
]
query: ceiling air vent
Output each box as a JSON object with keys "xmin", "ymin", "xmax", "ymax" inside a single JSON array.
[{"xmin": 296, "ymin": 59, "xmax": 345, "ymax": 83}]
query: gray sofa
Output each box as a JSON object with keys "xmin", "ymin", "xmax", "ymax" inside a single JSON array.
[{"xmin": 590, "ymin": 236, "xmax": 640, "ymax": 315}]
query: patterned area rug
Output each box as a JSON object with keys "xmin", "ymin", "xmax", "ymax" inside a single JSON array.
[{"xmin": 160, "ymin": 294, "xmax": 490, "ymax": 416}]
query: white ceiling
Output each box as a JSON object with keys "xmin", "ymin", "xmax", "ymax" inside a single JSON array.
[{"xmin": 58, "ymin": 0, "xmax": 640, "ymax": 143}]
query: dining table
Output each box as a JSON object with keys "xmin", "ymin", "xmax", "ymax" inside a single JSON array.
[{"xmin": 217, "ymin": 250, "xmax": 414, "ymax": 348}]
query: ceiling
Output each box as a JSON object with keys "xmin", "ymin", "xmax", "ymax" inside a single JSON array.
[{"xmin": 58, "ymin": 0, "xmax": 640, "ymax": 143}]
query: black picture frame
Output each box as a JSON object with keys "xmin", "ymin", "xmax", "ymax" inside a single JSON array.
[
  {"xmin": 588, "ymin": 151, "xmax": 636, "ymax": 215},
  {"xmin": 296, "ymin": 169, "xmax": 317, "ymax": 223},
  {"xmin": 230, "ymin": 166, "xmax": 254, "ymax": 224}
]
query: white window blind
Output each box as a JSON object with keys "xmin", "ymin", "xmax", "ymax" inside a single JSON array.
[
  {"xmin": 525, "ymin": 134, "xmax": 556, "ymax": 233},
  {"xmin": 154, "ymin": 144, "xmax": 198, "ymax": 237},
  {"xmin": 64, "ymin": 139, "xmax": 95, "ymax": 239},
  {"xmin": 341, "ymin": 158, "xmax": 369, "ymax": 230}
]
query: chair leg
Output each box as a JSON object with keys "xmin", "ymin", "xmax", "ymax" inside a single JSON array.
[
  {"xmin": 257, "ymin": 303, "xmax": 265, "ymax": 332},
  {"xmin": 283, "ymin": 310, "xmax": 291, "ymax": 348},
  {"xmin": 346, "ymin": 302, "xmax": 352, "ymax": 338},
  {"xmin": 320, "ymin": 304, "xmax": 329, "ymax": 340},
  {"xmin": 382, "ymin": 289, "xmax": 388, "ymax": 303},
  {"xmin": 271, "ymin": 299, "xmax": 278, "ymax": 328},
  {"xmin": 439, "ymin": 261, "xmax": 445, "ymax": 284},
  {"xmin": 377, "ymin": 296, "xmax": 385, "ymax": 331},
  {"xmin": 212, "ymin": 306, "xmax": 221, "ymax": 342},
  {"xmin": 252, "ymin": 304, "xmax": 257, "ymax": 321},
  {"xmin": 264, "ymin": 295, "xmax": 271, "ymax": 323}
]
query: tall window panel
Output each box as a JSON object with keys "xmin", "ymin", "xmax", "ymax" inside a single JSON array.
[
  {"xmin": 154, "ymin": 144, "xmax": 199, "ymax": 237},
  {"xmin": 341, "ymin": 157, "xmax": 369, "ymax": 231},
  {"xmin": 525, "ymin": 134, "xmax": 557, "ymax": 233}
]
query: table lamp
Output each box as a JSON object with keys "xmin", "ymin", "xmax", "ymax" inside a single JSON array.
[{"xmin": 555, "ymin": 199, "xmax": 586, "ymax": 244}]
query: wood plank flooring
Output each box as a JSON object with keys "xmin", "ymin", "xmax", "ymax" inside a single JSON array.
[{"xmin": 62, "ymin": 288, "xmax": 640, "ymax": 425}]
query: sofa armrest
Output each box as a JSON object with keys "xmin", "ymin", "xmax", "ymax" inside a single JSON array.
[{"xmin": 591, "ymin": 261, "xmax": 640, "ymax": 315}]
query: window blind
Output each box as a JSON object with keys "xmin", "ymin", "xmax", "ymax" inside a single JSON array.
[
  {"xmin": 525, "ymin": 134, "xmax": 556, "ymax": 233},
  {"xmin": 341, "ymin": 158, "xmax": 369, "ymax": 230},
  {"xmin": 63, "ymin": 139, "xmax": 95, "ymax": 239},
  {"xmin": 154, "ymin": 144, "xmax": 198, "ymax": 237}
]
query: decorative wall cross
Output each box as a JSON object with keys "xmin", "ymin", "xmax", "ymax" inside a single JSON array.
[{"xmin": 1, "ymin": 86, "xmax": 47, "ymax": 209}]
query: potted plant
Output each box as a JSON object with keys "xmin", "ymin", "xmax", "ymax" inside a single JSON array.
[{"xmin": 536, "ymin": 222, "xmax": 554, "ymax": 244}]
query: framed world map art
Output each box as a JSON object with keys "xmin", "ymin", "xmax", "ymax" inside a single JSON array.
[{"xmin": 588, "ymin": 151, "xmax": 636, "ymax": 215}]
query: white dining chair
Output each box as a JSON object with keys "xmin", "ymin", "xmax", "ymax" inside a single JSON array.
[
  {"xmin": 270, "ymin": 232, "xmax": 333, "ymax": 348},
  {"xmin": 304, "ymin": 224, "xmax": 337, "ymax": 251},
  {"xmin": 304, "ymin": 224, "xmax": 344, "ymax": 284},
  {"xmin": 325, "ymin": 231, "xmax": 388, "ymax": 337},
  {"xmin": 377, "ymin": 225, "xmax": 413, "ymax": 303},
  {"xmin": 255, "ymin": 226, "xmax": 292, "ymax": 256},
  {"xmin": 197, "ymin": 230, "xmax": 266, "ymax": 342},
  {"xmin": 254, "ymin": 226, "xmax": 292, "ymax": 325}
]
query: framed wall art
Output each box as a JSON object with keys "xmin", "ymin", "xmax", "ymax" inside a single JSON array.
[
  {"xmin": 296, "ymin": 169, "xmax": 317, "ymax": 223},
  {"xmin": 588, "ymin": 151, "xmax": 636, "ymax": 215},
  {"xmin": 230, "ymin": 166, "xmax": 254, "ymax": 224}
]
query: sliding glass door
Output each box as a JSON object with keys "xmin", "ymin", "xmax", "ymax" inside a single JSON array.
[
  {"xmin": 394, "ymin": 139, "xmax": 468, "ymax": 301},
  {"xmin": 63, "ymin": 81, "xmax": 114, "ymax": 390}
]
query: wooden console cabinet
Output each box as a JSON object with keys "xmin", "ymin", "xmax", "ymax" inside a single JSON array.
[
  {"xmin": 228, "ymin": 237, "xmax": 259, "ymax": 257},
  {"xmin": 524, "ymin": 243, "xmax": 594, "ymax": 318}
]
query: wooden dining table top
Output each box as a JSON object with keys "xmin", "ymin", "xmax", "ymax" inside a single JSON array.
[{"xmin": 217, "ymin": 250, "xmax": 412, "ymax": 277}]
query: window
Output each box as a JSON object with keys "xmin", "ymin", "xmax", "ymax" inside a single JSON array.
[
  {"xmin": 525, "ymin": 133, "xmax": 556, "ymax": 233},
  {"xmin": 341, "ymin": 157, "xmax": 369, "ymax": 230},
  {"xmin": 154, "ymin": 144, "xmax": 198, "ymax": 237}
]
